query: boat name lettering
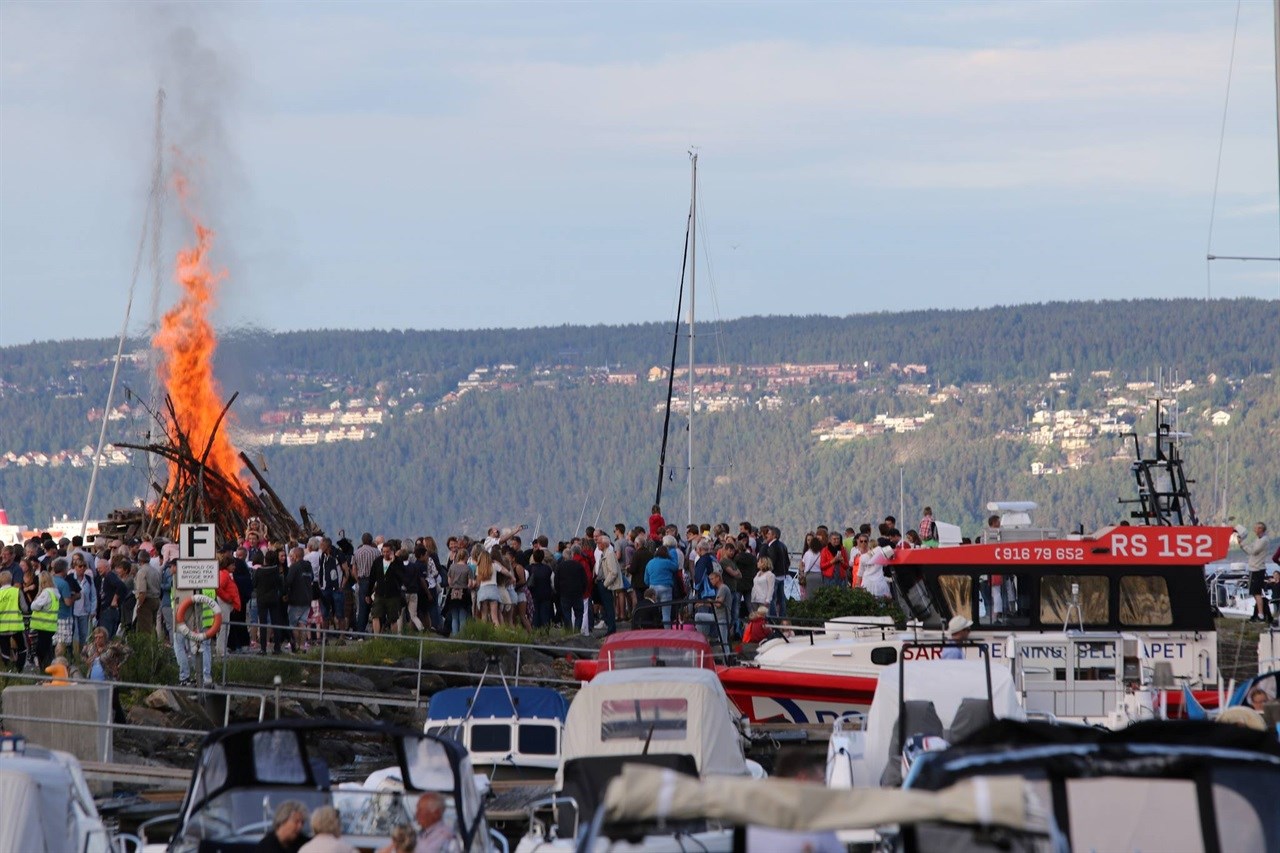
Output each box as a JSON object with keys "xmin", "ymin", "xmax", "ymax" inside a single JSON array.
[
  {"xmin": 992, "ymin": 546, "xmax": 1085, "ymax": 562},
  {"xmin": 1109, "ymin": 531, "xmax": 1214, "ymax": 559},
  {"xmin": 1148, "ymin": 642, "xmax": 1188, "ymax": 659},
  {"xmin": 902, "ymin": 646, "xmax": 944, "ymax": 661}
]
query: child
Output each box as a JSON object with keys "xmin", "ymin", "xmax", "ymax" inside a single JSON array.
[{"xmin": 742, "ymin": 606, "xmax": 770, "ymax": 644}]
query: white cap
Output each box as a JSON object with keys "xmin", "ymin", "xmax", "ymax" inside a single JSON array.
[{"xmin": 946, "ymin": 615, "xmax": 973, "ymax": 638}]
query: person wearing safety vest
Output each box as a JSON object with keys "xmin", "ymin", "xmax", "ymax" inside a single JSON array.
[
  {"xmin": 0, "ymin": 572, "xmax": 28, "ymax": 672},
  {"xmin": 29, "ymin": 573, "xmax": 60, "ymax": 670},
  {"xmin": 173, "ymin": 583, "xmax": 216, "ymax": 687}
]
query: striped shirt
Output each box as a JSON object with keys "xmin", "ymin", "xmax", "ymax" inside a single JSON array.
[{"xmin": 353, "ymin": 543, "xmax": 379, "ymax": 579}]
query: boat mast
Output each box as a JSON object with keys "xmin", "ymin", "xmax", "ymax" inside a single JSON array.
[
  {"xmin": 1274, "ymin": 0, "xmax": 1279, "ymax": 257},
  {"xmin": 686, "ymin": 152, "xmax": 697, "ymax": 528}
]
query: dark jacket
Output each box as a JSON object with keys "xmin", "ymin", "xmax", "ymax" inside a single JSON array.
[
  {"xmin": 254, "ymin": 564, "xmax": 282, "ymax": 607},
  {"xmin": 284, "ymin": 560, "xmax": 314, "ymax": 607},
  {"xmin": 552, "ymin": 557, "xmax": 586, "ymax": 600},
  {"xmin": 370, "ymin": 557, "xmax": 405, "ymax": 599}
]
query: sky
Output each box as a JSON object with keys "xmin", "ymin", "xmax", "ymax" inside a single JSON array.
[{"xmin": 1, "ymin": 0, "xmax": 1277, "ymax": 347}]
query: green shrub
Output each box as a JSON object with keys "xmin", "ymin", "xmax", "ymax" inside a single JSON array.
[
  {"xmin": 119, "ymin": 630, "xmax": 180, "ymax": 686},
  {"xmin": 788, "ymin": 585, "xmax": 904, "ymax": 626}
]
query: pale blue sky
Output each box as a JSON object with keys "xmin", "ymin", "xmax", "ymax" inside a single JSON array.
[{"xmin": 1, "ymin": 1, "xmax": 1277, "ymax": 347}]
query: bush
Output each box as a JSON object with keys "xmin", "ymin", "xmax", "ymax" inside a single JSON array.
[
  {"xmin": 788, "ymin": 585, "xmax": 904, "ymax": 626},
  {"xmin": 119, "ymin": 630, "xmax": 180, "ymax": 686}
]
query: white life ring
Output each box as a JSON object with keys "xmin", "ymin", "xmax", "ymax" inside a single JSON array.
[{"xmin": 175, "ymin": 593, "xmax": 222, "ymax": 640}]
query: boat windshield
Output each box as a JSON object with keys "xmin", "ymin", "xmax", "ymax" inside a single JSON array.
[{"xmin": 605, "ymin": 646, "xmax": 704, "ymax": 670}]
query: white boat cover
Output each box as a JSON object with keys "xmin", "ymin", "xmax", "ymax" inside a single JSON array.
[
  {"xmin": 864, "ymin": 660, "xmax": 1024, "ymax": 786},
  {"xmin": 558, "ymin": 668, "xmax": 748, "ymax": 786},
  {"xmin": 0, "ymin": 750, "xmax": 109, "ymax": 853},
  {"xmin": 0, "ymin": 769, "xmax": 47, "ymax": 853},
  {"xmin": 602, "ymin": 763, "xmax": 1043, "ymax": 833}
]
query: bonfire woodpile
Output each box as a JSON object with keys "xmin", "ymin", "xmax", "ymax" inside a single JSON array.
[{"xmin": 107, "ymin": 393, "xmax": 320, "ymax": 546}]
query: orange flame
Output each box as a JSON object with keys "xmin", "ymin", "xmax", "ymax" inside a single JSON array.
[{"xmin": 153, "ymin": 173, "xmax": 250, "ymax": 510}]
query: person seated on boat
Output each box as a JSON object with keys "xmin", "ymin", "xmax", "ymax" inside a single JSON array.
[
  {"xmin": 1217, "ymin": 706, "xmax": 1267, "ymax": 732},
  {"xmin": 257, "ymin": 800, "xmax": 310, "ymax": 853},
  {"xmin": 299, "ymin": 806, "xmax": 357, "ymax": 853},
  {"xmin": 693, "ymin": 570, "xmax": 730, "ymax": 648},
  {"xmin": 941, "ymin": 615, "xmax": 972, "ymax": 660},
  {"xmin": 410, "ymin": 792, "xmax": 458, "ymax": 853},
  {"xmin": 1248, "ymin": 687, "xmax": 1272, "ymax": 714},
  {"xmin": 376, "ymin": 824, "xmax": 416, "ymax": 853}
]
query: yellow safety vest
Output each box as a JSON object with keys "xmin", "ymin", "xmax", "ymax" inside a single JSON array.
[
  {"xmin": 30, "ymin": 592, "xmax": 57, "ymax": 633},
  {"xmin": 0, "ymin": 586, "xmax": 22, "ymax": 633}
]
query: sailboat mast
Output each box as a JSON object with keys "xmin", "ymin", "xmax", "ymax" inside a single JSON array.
[
  {"xmin": 1274, "ymin": 0, "xmax": 1279, "ymax": 256},
  {"xmin": 687, "ymin": 152, "xmax": 697, "ymax": 528}
]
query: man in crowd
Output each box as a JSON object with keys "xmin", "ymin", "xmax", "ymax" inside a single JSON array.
[
  {"xmin": 134, "ymin": 550, "xmax": 162, "ymax": 636},
  {"xmin": 552, "ymin": 547, "xmax": 586, "ymax": 631},
  {"xmin": 352, "ymin": 533, "xmax": 379, "ymax": 634},
  {"xmin": 367, "ymin": 542, "xmax": 404, "ymax": 636},
  {"xmin": 528, "ymin": 549, "xmax": 555, "ymax": 628},
  {"xmin": 70, "ymin": 553, "xmax": 97, "ymax": 658},
  {"xmin": 51, "ymin": 558, "xmax": 78, "ymax": 660},
  {"xmin": 1241, "ymin": 522, "xmax": 1273, "ymax": 623},
  {"xmin": 594, "ymin": 532, "xmax": 621, "ymax": 635},
  {"xmin": 284, "ymin": 546, "xmax": 313, "ymax": 652},
  {"xmin": 412, "ymin": 791, "xmax": 458, "ymax": 853}
]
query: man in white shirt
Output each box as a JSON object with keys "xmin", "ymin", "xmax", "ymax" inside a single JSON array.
[{"xmin": 1241, "ymin": 522, "xmax": 1273, "ymax": 622}]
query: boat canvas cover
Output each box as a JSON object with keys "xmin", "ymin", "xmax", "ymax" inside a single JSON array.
[
  {"xmin": 602, "ymin": 763, "xmax": 1044, "ymax": 834},
  {"xmin": 427, "ymin": 686, "xmax": 569, "ymax": 721},
  {"xmin": 0, "ymin": 754, "xmax": 107, "ymax": 853},
  {"xmin": 558, "ymin": 668, "xmax": 748, "ymax": 786},
  {"xmin": 865, "ymin": 660, "xmax": 1024, "ymax": 784}
]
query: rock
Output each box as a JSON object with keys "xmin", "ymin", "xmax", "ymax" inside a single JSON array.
[
  {"xmin": 144, "ymin": 688, "xmax": 182, "ymax": 714},
  {"xmin": 119, "ymin": 706, "xmax": 173, "ymax": 757},
  {"xmin": 517, "ymin": 662, "xmax": 557, "ymax": 683},
  {"xmin": 318, "ymin": 670, "xmax": 377, "ymax": 695},
  {"xmin": 229, "ymin": 697, "xmax": 266, "ymax": 722}
]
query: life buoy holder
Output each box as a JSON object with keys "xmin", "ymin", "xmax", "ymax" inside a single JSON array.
[{"xmin": 176, "ymin": 593, "xmax": 221, "ymax": 641}]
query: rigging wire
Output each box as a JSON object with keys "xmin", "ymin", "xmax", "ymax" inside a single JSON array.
[{"xmin": 1204, "ymin": 1, "xmax": 1244, "ymax": 300}]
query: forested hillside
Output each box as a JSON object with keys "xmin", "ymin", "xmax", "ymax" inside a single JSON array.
[{"xmin": 2, "ymin": 299, "xmax": 1278, "ymax": 542}]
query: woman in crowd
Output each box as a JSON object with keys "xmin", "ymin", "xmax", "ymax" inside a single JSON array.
[
  {"xmin": 800, "ymin": 535, "xmax": 824, "ymax": 596},
  {"xmin": 820, "ymin": 535, "xmax": 848, "ymax": 587},
  {"xmin": 254, "ymin": 548, "xmax": 286, "ymax": 655},
  {"xmin": 444, "ymin": 547, "xmax": 471, "ymax": 636},
  {"xmin": 420, "ymin": 536, "xmax": 444, "ymax": 632},
  {"xmin": 474, "ymin": 549, "xmax": 502, "ymax": 627},
  {"xmin": 29, "ymin": 572, "xmax": 59, "ymax": 669},
  {"xmin": 81, "ymin": 625, "xmax": 109, "ymax": 670}
]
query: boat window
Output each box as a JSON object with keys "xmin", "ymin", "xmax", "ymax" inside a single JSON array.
[
  {"xmin": 1067, "ymin": 778, "xmax": 1203, "ymax": 852},
  {"xmin": 1040, "ymin": 576, "xmax": 1110, "ymax": 626},
  {"xmin": 517, "ymin": 724, "xmax": 559, "ymax": 756},
  {"xmin": 601, "ymin": 698, "xmax": 688, "ymax": 742},
  {"xmin": 252, "ymin": 730, "xmax": 307, "ymax": 784},
  {"xmin": 1119, "ymin": 575, "xmax": 1174, "ymax": 626},
  {"xmin": 1213, "ymin": 769, "xmax": 1280, "ymax": 851},
  {"xmin": 935, "ymin": 575, "xmax": 972, "ymax": 622},
  {"xmin": 976, "ymin": 572, "xmax": 1034, "ymax": 627},
  {"xmin": 469, "ymin": 724, "xmax": 511, "ymax": 753},
  {"xmin": 193, "ymin": 742, "xmax": 228, "ymax": 803},
  {"xmin": 607, "ymin": 647, "xmax": 701, "ymax": 670},
  {"xmin": 402, "ymin": 736, "xmax": 458, "ymax": 791},
  {"xmin": 891, "ymin": 569, "xmax": 945, "ymax": 628}
]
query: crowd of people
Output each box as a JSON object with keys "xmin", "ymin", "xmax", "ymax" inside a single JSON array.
[{"xmin": 0, "ymin": 505, "xmax": 948, "ymax": 684}]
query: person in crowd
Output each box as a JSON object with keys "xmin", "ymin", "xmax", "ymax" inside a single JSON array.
[
  {"xmin": 50, "ymin": 558, "xmax": 78, "ymax": 660},
  {"xmin": 552, "ymin": 547, "xmax": 587, "ymax": 631},
  {"xmin": 368, "ymin": 542, "xmax": 404, "ymax": 636},
  {"xmin": 1239, "ymin": 522, "xmax": 1273, "ymax": 623},
  {"xmin": 1248, "ymin": 687, "xmax": 1271, "ymax": 713},
  {"xmin": 284, "ymin": 546, "xmax": 314, "ymax": 651},
  {"xmin": 69, "ymin": 553, "xmax": 96, "ymax": 657},
  {"xmin": 88, "ymin": 640, "xmax": 129, "ymax": 722},
  {"xmin": 820, "ymin": 532, "xmax": 848, "ymax": 587},
  {"xmin": 401, "ymin": 547, "xmax": 426, "ymax": 632},
  {"xmin": 761, "ymin": 526, "xmax": 790, "ymax": 617},
  {"xmin": 29, "ymin": 571, "xmax": 60, "ymax": 669},
  {"xmin": 474, "ymin": 548, "xmax": 502, "ymax": 627},
  {"xmin": 742, "ymin": 605, "xmax": 770, "ymax": 644},
  {"xmin": 316, "ymin": 537, "xmax": 345, "ymax": 639},
  {"xmin": 134, "ymin": 550, "xmax": 162, "ymax": 637},
  {"xmin": 255, "ymin": 548, "xmax": 287, "ymax": 654},
  {"xmin": 644, "ymin": 544, "xmax": 679, "ymax": 627},
  {"xmin": 941, "ymin": 615, "xmax": 972, "ymax": 660},
  {"xmin": 215, "ymin": 554, "xmax": 242, "ymax": 656},
  {"xmin": 528, "ymin": 549, "xmax": 555, "ymax": 628},
  {"xmin": 648, "ymin": 505, "xmax": 666, "ymax": 543},
  {"xmin": 860, "ymin": 538, "xmax": 894, "ymax": 599},
  {"xmin": 298, "ymin": 805, "xmax": 357, "ymax": 853},
  {"xmin": 230, "ymin": 548, "xmax": 254, "ymax": 652},
  {"xmin": 0, "ymin": 571, "xmax": 28, "ymax": 672},
  {"xmin": 257, "ymin": 800, "xmax": 310, "ymax": 853},
  {"xmin": 376, "ymin": 825, "xmax": 416, "ymax": 853},
  {"xmin": 159, "ymin": 543, "xmax": 178, "ymax": 646},
  {"xmin": 411, "ymin": 791, "xmax": 458, "ymax": 853},
  {"xmin": 82, "ymin": 625, "xmax": 109, "ymax": 670},
  {"xmin": 445, "ymin": 548, "xmax": 471, "ymax": 636},
  {"xmin": 750, "ymin": 556, "xmax": 777, "ymax": 619},
  {"xmin": 693, "ymin": 570, "xmax": 730, "ymax": 649},
  {"xmin": 594, "ymin": 532, "xmax": 622, "ymax": 635},
  {"xmin": 352, "ymin": 533, "xmax": 380, "ymax": 635},
  {"xmin": 918, "ymin": 506, "xmax": 937, "ymax": 544},
  {"xmin": 420, "ymin": 536, "xmax": 444, "ymax": 633}
]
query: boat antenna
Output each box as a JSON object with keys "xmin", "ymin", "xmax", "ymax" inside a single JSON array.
[
  {"xmin": 655, "ymin": 166, "xmax": 694, "ymax": 510},
  {"xmin": 82, "ymin": 88, "xmax": 165, "ymax": 537}
]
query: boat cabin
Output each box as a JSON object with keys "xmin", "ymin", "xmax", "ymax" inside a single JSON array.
[
  {"xmin": 572, "ymin": 628, "xmax": 718, "ymax": 681},
  {"xmin": 423, "ymin": 686, "xmax": 568, "ymax": 777}
]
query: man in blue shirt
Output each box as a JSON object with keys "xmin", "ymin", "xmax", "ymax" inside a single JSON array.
[{"xmin": 50, "ymin": 559, "xmax": 79, "ymax": 660}]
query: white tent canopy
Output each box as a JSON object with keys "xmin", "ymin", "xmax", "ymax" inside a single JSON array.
[{"xmin": 558, "ymin": 668, "xmax": 749, "ymax": 787}]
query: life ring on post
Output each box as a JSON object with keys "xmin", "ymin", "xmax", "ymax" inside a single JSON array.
[{"xmin": 175, "ymin": 593, "xmax": 221, "ymax": 640}]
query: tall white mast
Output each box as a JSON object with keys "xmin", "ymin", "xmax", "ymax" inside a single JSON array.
[{"xmin": 686, "ymin": 152, "xmax": 697, "ymax": 527}]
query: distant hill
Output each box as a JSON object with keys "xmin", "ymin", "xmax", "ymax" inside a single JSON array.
[{"xmin": 2, "ymin": 298, "xmax": 1277, "ymax": 541}]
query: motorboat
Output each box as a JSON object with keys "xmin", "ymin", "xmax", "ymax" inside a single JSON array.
[
  {"xmin": 0, "ymin": 733, "xmax": 124, "ymax": 853},
  {"xmin": 424, "ymin": 685, "xmax": 569, "ymax": 783},
  {"xmin": 826, "ymin": 653, "xmax": 1025, "ymax": 789},
  {"xmin": 516, "ymin": 667, "xmax": 763, "ymax": 852},
  {"xmin": 143, "ymin": 718, "xmax": 498, "ymax": 852},
  {"xmin": 904, "ymin": 718, "xmax": 1280, "ymax": 852}
]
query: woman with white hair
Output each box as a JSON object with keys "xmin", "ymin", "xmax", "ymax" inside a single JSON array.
[{"xmin": 299, "ymin": 805, "xmax": 356, "ymax": 853}]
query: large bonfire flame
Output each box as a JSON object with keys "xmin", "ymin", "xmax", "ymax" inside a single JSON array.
[{"xmin": 152, "ymin": 172, "xmax": 251, "ymax": 516}]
